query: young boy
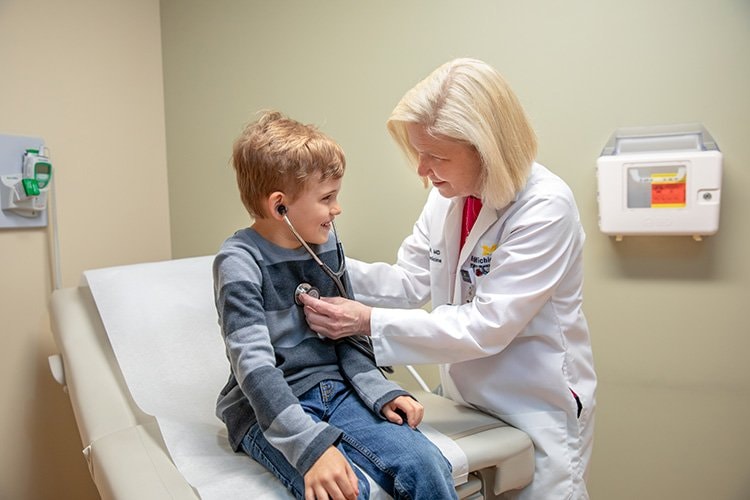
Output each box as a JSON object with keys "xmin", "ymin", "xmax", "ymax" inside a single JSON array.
[{"xmin": 213, "ymin": 110, "xmax": 457, "ymax": 500}]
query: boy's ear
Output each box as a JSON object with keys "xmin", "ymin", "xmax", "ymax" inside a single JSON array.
[{"xmin": 267, "ymin": 191, "xmax": 285, "ymax": 219}]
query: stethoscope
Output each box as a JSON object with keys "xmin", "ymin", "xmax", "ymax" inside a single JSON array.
[
  {"xmin": 277, "ymin": 204, "xmax": 392, "ymax": 373},
  {"xmin": 276, "ymin": 204, "xmax": 348, "ymax": 303}
]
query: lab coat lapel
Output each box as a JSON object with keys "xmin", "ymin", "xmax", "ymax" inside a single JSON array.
[
  {"xmin": 458, "ymin": 204, "xmax": 496, "ymax": 264},
  {"xmin": 453, "ymin": 204, "xmax": 497, "ymax": 302},
  {"xmin": 443, "ymin": 199, "xmax": 462, "ymax": 304}
]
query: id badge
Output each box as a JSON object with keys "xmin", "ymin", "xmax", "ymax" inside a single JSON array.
[{"xmin": 459, "ymin": 267, "xmax": 476, "ymax": 303}]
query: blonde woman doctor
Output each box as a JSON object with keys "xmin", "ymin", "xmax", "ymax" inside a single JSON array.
[{"xmin": 300, "ymin": 58, "xmax": 597, "ymax": 499}]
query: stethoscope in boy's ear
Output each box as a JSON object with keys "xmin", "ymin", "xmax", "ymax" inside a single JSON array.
[{"xmin": 276, "ymin": 204, "xmax": 393, "ymax": 374}]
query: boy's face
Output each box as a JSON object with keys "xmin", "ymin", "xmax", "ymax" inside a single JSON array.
[{"xmin": 286, "ymin": 175, "xmax": 343, "ymax": 245}]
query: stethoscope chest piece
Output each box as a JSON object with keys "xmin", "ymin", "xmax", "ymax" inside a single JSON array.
[{"xmin": 294, "ymin": 282, "xmax": 320, "ymax": 306}]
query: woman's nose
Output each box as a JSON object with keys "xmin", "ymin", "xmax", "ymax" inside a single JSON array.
[{"xmin": 416, "ymin": 156, "xmax": 430, "ymax": 177}]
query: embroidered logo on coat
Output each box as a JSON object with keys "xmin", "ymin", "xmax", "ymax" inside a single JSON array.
[
  {"xmin": 470, "ymin": 244, "xmax": 498, "ymax": 277},
  {"xmin": 482, "ymin": 244, "xmax": 497, "ymax": 256}
]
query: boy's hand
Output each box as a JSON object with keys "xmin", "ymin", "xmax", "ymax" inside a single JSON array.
[
  {"xmin": 304, "ymin": 446, "xmax": 359, "ymax": 500},
  {"xmin": 382, "ymin": 395, "xmax": 424, "ymax": 428}
]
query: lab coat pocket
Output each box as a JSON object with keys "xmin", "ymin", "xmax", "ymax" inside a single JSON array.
[{"xmin": 503, "ymin": 410, "xmax": 574, "ymax": 498}]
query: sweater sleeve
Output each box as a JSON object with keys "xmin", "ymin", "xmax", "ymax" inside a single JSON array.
[
  {"xmin": 335, "ymin": 340, "xmax": 411, "ymax": 417},
  {"xmin": 214, "ymin": 248, "xmax": 341, "ymax": 475}
]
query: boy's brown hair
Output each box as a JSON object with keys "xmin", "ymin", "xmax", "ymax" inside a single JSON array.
[{"xmin": 232, "ymin": 110, "xmax": 346, "ymax": 218}]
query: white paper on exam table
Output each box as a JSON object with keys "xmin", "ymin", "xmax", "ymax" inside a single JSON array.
[{"xmin": 84, "ymin": 256, "xmax": 467, "ymax": 500}]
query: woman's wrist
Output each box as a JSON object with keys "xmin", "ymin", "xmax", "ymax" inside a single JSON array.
[{"xmin": 360, "ymin": 305, "xmax": 373, "ymax": 335}]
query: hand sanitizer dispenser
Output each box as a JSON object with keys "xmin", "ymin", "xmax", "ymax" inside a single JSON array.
[
  {"xmin": 596, "ymin": 123, "xmax": 722, "ymax": 241},
  {"xmin": 1, "ymin": 147, "xmax": 52, "ymax": 218},
  {"xmin": 0, "ymin": 134, "xmax": 53, "ymax": 229}
]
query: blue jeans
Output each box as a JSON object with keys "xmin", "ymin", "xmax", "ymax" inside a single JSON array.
[{"xmin": 240, "ymin": 379, "xmax": 457, "ymax": 500}]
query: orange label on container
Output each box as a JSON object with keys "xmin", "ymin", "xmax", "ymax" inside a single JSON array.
[{"xmin": 651, "ymin": 173, "xmax": 686, "ymax": 208}]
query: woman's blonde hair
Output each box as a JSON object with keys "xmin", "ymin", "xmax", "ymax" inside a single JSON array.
[
  {"xmin": 387, "ymin": 58, "xmax": 537, "ymax": 209},
  {"xmin": 232, "ymin": 110, "xmax": 345, "ymax": 218}
]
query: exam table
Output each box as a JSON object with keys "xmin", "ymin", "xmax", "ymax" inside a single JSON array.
[{"xmin": 48, "ymin": 257, "xmax": 534, "ymax": 499}]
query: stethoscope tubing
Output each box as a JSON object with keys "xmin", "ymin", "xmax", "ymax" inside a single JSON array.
[
  {"xmin": 281, "ymin": 213, "xmax": 392, "ymax": 373},
  {"xmin": 281, "ymin": 214, "xmax": 348, "ymax": 298}
]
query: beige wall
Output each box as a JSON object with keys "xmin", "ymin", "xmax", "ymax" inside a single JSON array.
[
  {"xmin": 1, "ymin": 1, "xmax": 747, "ymax": 499},
  {"xmin": 0, "ymin": 1, "xmax": 170, "ymax": 499},
  {"xmin": 162, "ymin": 1, "xmax": 750, "ymax": 499}
]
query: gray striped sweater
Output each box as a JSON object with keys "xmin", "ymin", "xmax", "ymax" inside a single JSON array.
[{"xmin": 213, "ymin": 228, "xmax": 409, "ymax": 475}]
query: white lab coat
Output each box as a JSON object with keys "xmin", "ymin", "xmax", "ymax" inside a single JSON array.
[{"xmin": 348, "ymin": 163, "xmax": 597, "ymax": 500}]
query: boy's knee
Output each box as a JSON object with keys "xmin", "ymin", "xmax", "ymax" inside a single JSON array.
[{"xmin": 403, "ymin": 446, "xmax": 452, "ymax": 478}]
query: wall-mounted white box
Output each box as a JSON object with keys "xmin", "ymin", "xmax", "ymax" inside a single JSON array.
[{"xmin": 596, "ymin": 124, "xmax": 722, "ymax": 241}]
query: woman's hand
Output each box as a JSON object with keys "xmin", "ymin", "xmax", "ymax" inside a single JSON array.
[
  {"xmin": 304, "ymin": 446, "xmax": 359, "ymax": 500},
  {"xmin": 382, "ymin": 395, "xmax": 424, "ymax": 429},
  {"xmin": 299, "ymin": 294, "xmax": 372, "ymax": 340}
]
